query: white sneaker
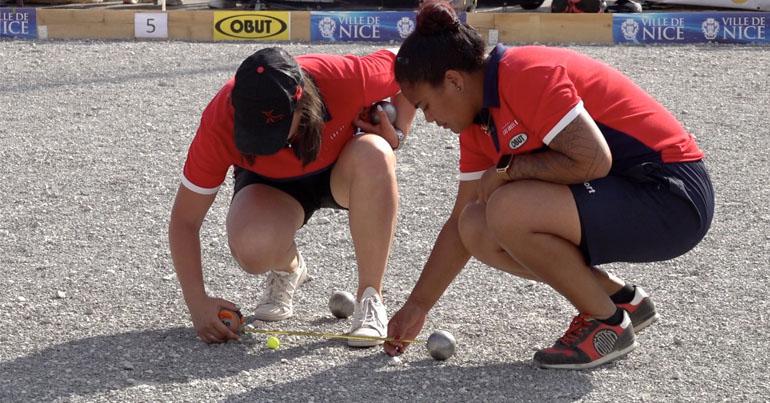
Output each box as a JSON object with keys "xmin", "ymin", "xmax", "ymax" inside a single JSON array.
[
  {"xmin": 252, "ymin": 252, "xmax": 308, "ymax": 321},
  {"xmin": 347, "ymin": 287, "xmax": 388, "ymax": 347}
]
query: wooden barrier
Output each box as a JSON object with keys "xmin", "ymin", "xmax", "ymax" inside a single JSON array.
[
  {"xmin": 468, "ymin": 12, "xmax": 613, "ymax": 45},
  {"xmin": 290, "ymin": 11, "xmax": 310, "ymax": 42},
  {"xmin": 34, "ymin": 10, "xmax": 613, "ymax": 44},
  {"xmin": 37, "ymin": 9, "xmax": 134, "ymax": 39},
  {"xmin": 168, "ymin": 10, "xmax": 213, "ymax": 41},
  {"xmin": 467, "ymin": 12, "xmax": 495, "ymax": 42}
]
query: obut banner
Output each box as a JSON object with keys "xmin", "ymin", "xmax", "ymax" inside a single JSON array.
[
  {"xmin": 1, "ymin": 8, "xmax": 36, "ymax": 40},
  {"xmin": 614, "ymin": 12, "xmax": 769, "ymax": 44},
  {"xmin": 213, "ymin": 11, "xmax": 290, "ymax": 41}
]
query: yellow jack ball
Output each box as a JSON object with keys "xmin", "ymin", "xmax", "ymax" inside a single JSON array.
[{"xmin": 266, "ymin": 336, "xmax": 280, "ymax": 350}]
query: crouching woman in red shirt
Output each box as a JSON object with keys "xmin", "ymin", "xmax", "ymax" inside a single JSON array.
[
  {"xmin": 385, "ymin": 2, "xmax": 713, "ymax": 369},
  {"xmin": 169, "ymin": 47, "xmax": 415, "ymax": 345}
]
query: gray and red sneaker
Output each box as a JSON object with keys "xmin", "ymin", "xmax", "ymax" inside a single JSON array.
[
  {"xmin": 616, "ymin": 286, "xmax": 658, "ymax": 332},
  {"xmin": 534, "ymin": 311, "xmax": 637, "ymax": 370}
]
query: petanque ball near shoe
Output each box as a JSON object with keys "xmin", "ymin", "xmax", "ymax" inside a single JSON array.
[
  {"xmin": 427, "ymin": 330, "xmax": 456, "ymax": 361},
  {"xmin": 369, "ymin": 101, "xmax": 397, "ymax": 125},
  {"xmin": 218, "ymin": 308, "xmax": 243, "ymax": 332},
  {"xmin": 328, "ymin": 290, "xmax": 356, "ymax": 319}
]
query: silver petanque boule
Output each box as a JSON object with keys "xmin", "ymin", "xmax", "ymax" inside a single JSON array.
[{"xmin": 427, "ymin": 330, "xmax": 456, "ymax": 361}]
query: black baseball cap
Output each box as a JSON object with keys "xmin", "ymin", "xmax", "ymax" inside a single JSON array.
[{"xmin": 231, "ymin": 47, "xmax": 304, "ymax": 156}]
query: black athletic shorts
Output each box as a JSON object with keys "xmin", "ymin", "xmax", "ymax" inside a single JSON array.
[
  {"xmin": 569, "ymin": 160, "xmax": 714, "ymax": 266},
  {"xmin": 233, "ymin": 166, "xmax": 346, "ymax": 225}
]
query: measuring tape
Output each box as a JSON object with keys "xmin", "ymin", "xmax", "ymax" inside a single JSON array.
[{"xmin": 241, "ymin": 324, "xmax": 426, "ymax": 344}]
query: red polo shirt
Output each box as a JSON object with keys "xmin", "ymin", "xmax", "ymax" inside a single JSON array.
[
  {"xmin": 458, "ymin": 45, "xmax": 704, "ymax": 181},
  {"xmin": 181, "ymin": 49, "xmax": 400, "ymax": 194}
]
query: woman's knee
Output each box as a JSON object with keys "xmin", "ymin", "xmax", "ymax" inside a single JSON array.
[
  {"xmin": 227, "ymin": 227, "xmax": 291, "ymax": 274},
  {"xmin": 332, "ymin": 136, "xmax": 397, "ymax": 206},
  {"xmin": 458, "ymin": 201, "xmax": 539, "ymax": 279},
  {"xmin": 458, "ymin": 201, "xmax": 489, "ymax": 256},
  {"xmin": 485, "ymin": 182, "xmax": 532, "ymax": 240},
  {"xmin": 345, "ymin": 135, "xmax": 396, "ymax": 177}
]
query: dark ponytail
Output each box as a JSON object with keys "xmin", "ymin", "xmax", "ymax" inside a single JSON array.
[
  {"xmin": 395, "ymin": 1, "xmax": 486, "ymax": 86},
  {"xmin": 416, "ymin": 0, "xmax": 463, "ymax": 35},
  {"xmin": 291, "ymin": 74, "xmax": 324, "ymax": 166}
]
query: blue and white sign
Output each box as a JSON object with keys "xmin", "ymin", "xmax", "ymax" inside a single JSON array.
[
  {"xmin": 614, "ymin": 12, "xmax": 769, "ymax": 44},
  {"xmin": 0, "ymin": 8, "xmax": 37, "ymax": 40},
  {"xmin": 311, "ymin": 11, "xmax": 466, "ymax": 43}
]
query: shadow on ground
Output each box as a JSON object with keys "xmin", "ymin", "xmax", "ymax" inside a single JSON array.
[
  {"xmin": 229, "ymin": 354, "xmax": 594, "ymax": 401},
  {"xmin": 0, "ymin": 327, "xmax": 592, "ymax": 401}
]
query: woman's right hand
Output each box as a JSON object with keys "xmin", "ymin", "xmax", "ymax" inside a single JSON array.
[
  {"xmin": 384, "ymin": 301, "xmax": 429, "ymax": 356},
  {"xmin": 354, "ymin": 104, "xmax": 400, "ymax": 149},
  {"xmin": 187, "ymin": 295, "xmax": 241, "ymax": 344}
]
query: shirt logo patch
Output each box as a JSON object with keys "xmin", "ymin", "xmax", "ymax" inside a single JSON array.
[
  {"xmin": 501, "ymin": 120, "xmax": 520, "ymax": 136},
  {"xmin": 508, "ymin": 133, "xmax": 528, "ymax": 150}
]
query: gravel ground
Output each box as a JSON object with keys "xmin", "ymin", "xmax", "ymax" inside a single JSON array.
[{"xmin": 0, "ymin": 40, "xmax": 768, "ymax": 402}]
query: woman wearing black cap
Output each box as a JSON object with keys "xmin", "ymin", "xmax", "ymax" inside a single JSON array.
[
  {"xmin": 169, "ymin": 47, "xmax": 415, "ymax": 345},
  {"xmin": 383, "ymin": 1, "xmax": 713, "ymax": 369}
]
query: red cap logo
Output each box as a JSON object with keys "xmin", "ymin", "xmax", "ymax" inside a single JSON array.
[{"xmin": 262, "ymin": 110, "xmax": 285, "ymax": 124}]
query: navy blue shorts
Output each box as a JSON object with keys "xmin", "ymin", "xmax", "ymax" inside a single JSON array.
[
  {"xmin": 569, "ymin": 160, "xmax": 714, "ymax": 266},
  {"xmin": 233, "ymin": 166, "xmax": 346, "ymax": 225}
]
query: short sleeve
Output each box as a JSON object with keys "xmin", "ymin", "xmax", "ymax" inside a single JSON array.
[
  {"xmin": 358, "ymin": 49, "xmax": 400, "ymax": 105},
  {"xmin": 458, "ymin": 125, "xmax": 495, "ymax": 181},
  {"xmin": 505, "ymin": 64, "xmax": 583, "ymax": 145},
  {"xmin": 181, "ymin": 104, "xmax": 233, "ymax": 194}
]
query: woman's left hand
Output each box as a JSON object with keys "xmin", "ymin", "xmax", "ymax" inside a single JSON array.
[{"xmin": 477, "ymin": 166, "xmax": 508, "ymax": 203}]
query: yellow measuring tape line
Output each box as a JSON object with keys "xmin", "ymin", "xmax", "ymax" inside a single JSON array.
[{"xmin": 241, "ymin": 326, "xmax": 425, "ymax": 344}]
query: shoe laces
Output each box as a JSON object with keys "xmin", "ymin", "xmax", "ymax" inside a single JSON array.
[
  {"xmin": 559, "ymin": 314, "xmax": 594, "ymax": 346},
  {"xmin": 261, "ymin": 271, "xmax": 295, "ymax": 308},
  {"xmin": 358, "ymin": 295, "xmax": 384, "ymax": 329}
]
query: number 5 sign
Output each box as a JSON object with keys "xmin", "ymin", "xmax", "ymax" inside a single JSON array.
[{"xmin": 135, "ymin": 13, "xmax": 168, "ymax": 39}]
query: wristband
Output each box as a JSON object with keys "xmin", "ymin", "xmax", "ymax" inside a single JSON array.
[
  {"xmin": 496, "ymin": 154, "xmax": 513, "ymax": 180},
  {"xmin": 394, "ymin": 128, "xmax": 405, "ymax": 150}
]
